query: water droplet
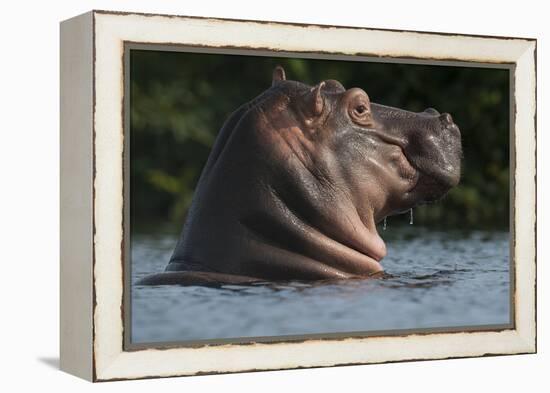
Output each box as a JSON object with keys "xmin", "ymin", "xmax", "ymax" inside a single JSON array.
[
  {"xmin": 383, "ymin": 217, "xmax": 387, "ymax": 230},
  {"xmin": 409, "ymin": 209, "xmax": 414, "ymax": 225}
]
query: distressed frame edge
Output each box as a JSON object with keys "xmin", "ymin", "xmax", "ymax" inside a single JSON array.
[
  {"xmin": 59, "ymin": 11, "xmax": 95, "ymax": 381},
  {"xmin": 88, "ymin": 11, "xmax": 537, "ymax": 382},
  {"xmin": 512, "ymin": 40, "xmax": 537, "ymax": 353},
  {"xmin": 91, "ymin": 8, "xmax": 538, "ymax": 42}
]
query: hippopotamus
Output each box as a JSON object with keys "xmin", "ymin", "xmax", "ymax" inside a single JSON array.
[{"xmin": 138, "ymin": 66, "xmax": 462, "ymax": 286}]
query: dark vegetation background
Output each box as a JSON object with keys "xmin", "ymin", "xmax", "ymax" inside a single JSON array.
[{"xmin": 130, "ymin": 50, "xmax": 509, "ymax": 233}]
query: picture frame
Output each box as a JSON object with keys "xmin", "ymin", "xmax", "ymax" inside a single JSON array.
[{"xmin": 60, "ymin": 10, "xmax": 536, "ymax": 381}]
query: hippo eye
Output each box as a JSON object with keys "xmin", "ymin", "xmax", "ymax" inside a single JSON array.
[
  {"xmin": 350, "ymin": 103, "xmax": 374, "ymax": 127},
  {"xmin": 354, "ymin": 105, "xmax": 369, "ymax": 116},
  {"xmin": 347, "ymin": 90, "xmax": 374, "ymax": 127}
]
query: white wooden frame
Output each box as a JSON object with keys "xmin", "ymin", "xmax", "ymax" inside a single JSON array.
[{"xmin": 60, "ymin": 10, "xmax": 536, "ymax": 382}]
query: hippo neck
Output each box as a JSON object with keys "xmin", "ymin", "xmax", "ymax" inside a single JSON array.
[
  {"xmin": 235, "ymin": 180, "xmax": 386, "ymax": 279},
  {"xmin": 229, "ymin": 110, "xmax": 387, "ymax": 279}
]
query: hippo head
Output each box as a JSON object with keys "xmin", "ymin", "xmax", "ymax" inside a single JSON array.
[
  {"xmin": 164, "ymin": 66, "xmax": 462, "ymax": 283},
  {"xmin": 268, "ymin": 66, "xmax": 461, "ymax": 220}
]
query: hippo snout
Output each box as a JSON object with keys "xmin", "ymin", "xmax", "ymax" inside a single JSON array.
[
  {"xmin": 411, "ymin": 110, "xmax": 462, "ymax": 201},
  {"xmin": 370, "ymin": 103, "xmax": 462, "ymax": 203}
]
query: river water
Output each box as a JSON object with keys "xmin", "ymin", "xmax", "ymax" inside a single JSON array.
[{"xmin": 130, "ymin": 226, "xmax": 510, "ymax": 344}]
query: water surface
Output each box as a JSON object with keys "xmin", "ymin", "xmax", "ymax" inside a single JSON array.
[{"xmin": 130, "ymin": 227, "xmax": 510, "ymax": 344}]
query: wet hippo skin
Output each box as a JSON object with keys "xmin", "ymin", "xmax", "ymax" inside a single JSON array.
[{"xmin": 138, "ymin": 66, "xmax": 462, "ymax": 286}]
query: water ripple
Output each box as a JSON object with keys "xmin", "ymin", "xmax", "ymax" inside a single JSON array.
[{"xmin": 131, "ymin": 227, "xmax": 511, "ymax": 343}]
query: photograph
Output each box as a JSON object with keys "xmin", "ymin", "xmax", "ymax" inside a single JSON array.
[{"xmin": 127, "ymin": 48, "xmax": 512, "ymax": 345}]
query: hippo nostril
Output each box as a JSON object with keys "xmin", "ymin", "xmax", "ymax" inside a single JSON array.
[
  {"xmin": 423, "ymin": 108, "xmax": 440, "ymax": 115},
  {"xmin": 439, "ymin": 113, "xmax": 454, "ymax": 125}
]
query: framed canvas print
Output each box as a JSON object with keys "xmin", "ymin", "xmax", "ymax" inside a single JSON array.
[{"xmin": 60, "ymin": 10, "xmax": 537, "ymax": 381}]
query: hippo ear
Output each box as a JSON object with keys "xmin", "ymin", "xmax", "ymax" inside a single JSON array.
[
  {"xmin": 272, "ymin": 66, "xmax": 286, "ymax": 86},
  {"xmin": 301, "ymin": 81, "xmax": 325, "ymax": 118}
]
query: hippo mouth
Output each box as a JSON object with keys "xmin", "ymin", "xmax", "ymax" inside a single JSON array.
[
  {"xmin": 404, "ymin": 148, "xmax": 459, "ymax": 204},
  {"xmin": 409, "ymin": 168, "xmax": 458, "ymax": 203},
  {"xmin": 369, "ymin": 132, "xmax": 420, "ymax": 187},
  {"xmin": 391, "ymin": 144, "xmax": 419, "ymax": 185},
  {"xmin": 374, "ymin": 132, "xmax": 459, "ymax": 205}
]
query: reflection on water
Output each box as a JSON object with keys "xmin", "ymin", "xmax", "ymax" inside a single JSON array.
[{"xmin": 130, "ymin": 227, "xmax": 510, "ymax": 344}]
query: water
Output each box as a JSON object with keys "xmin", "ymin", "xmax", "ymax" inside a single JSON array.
[{"xmin": 130, "ymin": 227, "xmax": 510, "ymax": 344}]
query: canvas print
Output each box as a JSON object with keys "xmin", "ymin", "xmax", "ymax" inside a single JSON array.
[{"xmin": 128, "ymin": 49, "xmax": 511, "ymax": 345}]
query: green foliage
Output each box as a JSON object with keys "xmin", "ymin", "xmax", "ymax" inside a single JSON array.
[{"xmin": 130, "ymin": 50, "xmax": 509, "ymax": 231}]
